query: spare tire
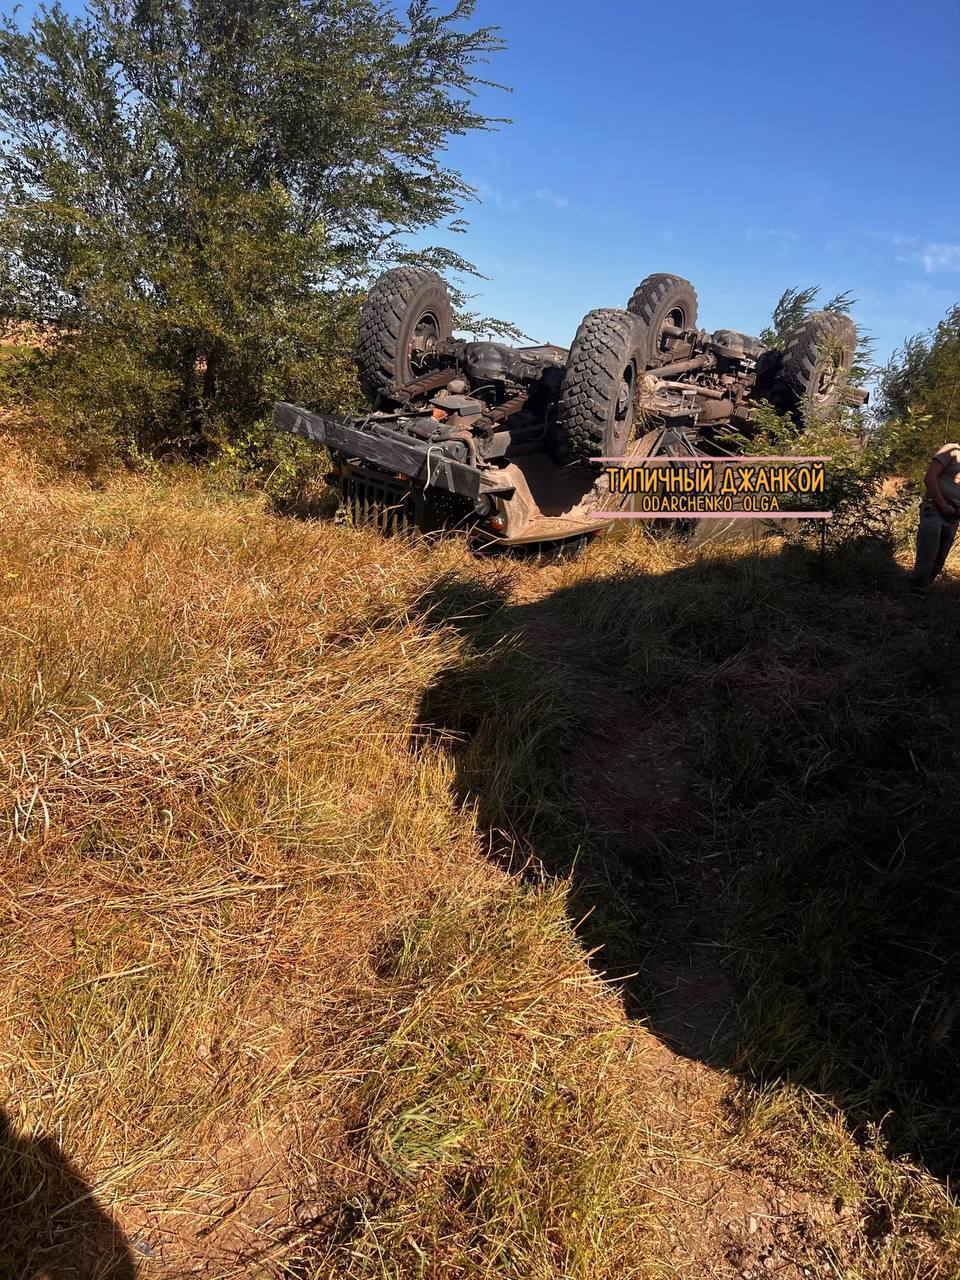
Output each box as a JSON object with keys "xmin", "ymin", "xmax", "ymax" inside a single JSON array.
[
  {"xmin": 356, "ymin": 267, "xmax": 454, "ymax": 406},
  {"xmin": 781, "ymin": 310, "xmax": 857, "ymax": 420},
  {"xmin": 548, "ymin": 308, "xmax": 645, "ymax": 469},
  {"xmin": 627, "ymin": 273, "xmax": 698, "ymax": 367}
]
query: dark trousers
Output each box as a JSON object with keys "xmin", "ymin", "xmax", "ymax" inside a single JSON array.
[{"xmin": 911, "ymin": 498, "xmax": 959, "ymax": 593}]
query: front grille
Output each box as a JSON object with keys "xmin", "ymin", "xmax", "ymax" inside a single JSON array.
[{"xmin": 340, "ymin": 465, "xmax": 415, "ymax": 535}]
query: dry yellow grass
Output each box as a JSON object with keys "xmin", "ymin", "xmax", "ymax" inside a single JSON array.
[{"xmin": 1, "ymin": 446, "xmax": 958, "ymax": 1278}]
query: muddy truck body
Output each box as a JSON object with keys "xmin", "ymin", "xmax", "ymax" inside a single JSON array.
[{"xmin": 274, "ymin": 270, "xmax": 866, "ymax": 550}]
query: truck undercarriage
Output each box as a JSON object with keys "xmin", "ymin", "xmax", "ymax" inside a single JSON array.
[{"xmin": 275, "ymin": 269, "xmax": 866, "ymax": 549}]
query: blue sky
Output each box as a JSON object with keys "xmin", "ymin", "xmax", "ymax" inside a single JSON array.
[{"xmin": 426, "ymin": 0, "xmax": 959, "ymax": 367}]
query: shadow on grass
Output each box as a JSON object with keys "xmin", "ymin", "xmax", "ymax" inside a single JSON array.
[
  {"xmin": 413, "ymin": 535, "xmax": 960, "ymax": 1186},
  {"xmin": 0, "ymin": 1112, "xmax": 135, "ymax": 1279}
]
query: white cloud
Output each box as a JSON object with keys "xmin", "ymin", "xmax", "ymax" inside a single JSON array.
[
  {"xmin": 863, "ymin": 230, "xmax": 920, "ymax": 247},
  {"xmin": 471, "ymin": 181, "xmax": 570, "ymax": 214},
  {"xmin": 918, "ymin": 243, "xmax": 960, "ymax": 273},
  {"xmin": 474, "ymin": 180, "xmax": 523, "ymax": 212},
  {"xmin": 743, "ymin": 227, "xmax": 799, "ymax": 243},
  {"xmin": 534, "ymin": 187, "xmax": 569, "ymax": 210}
]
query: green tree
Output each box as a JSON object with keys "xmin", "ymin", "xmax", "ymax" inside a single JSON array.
[
  {"xmin": 877, "ymin": 306, "xmax": 960, "ymax": 424},
  {"xmin": 759, "ymin": 284, "xmax": 870, "ymax": 380},
  {"xmin": 758, "ymin": 285, "xmax": 821, "ymax": 350},
  {"xmin": 759, "ymin": 285, "xmax": 858, "ymax": 349},
  {"xmin": 0, "ymin": 0, "xmax": 505, "ymax": 463},
  {"xmin": 871, "ymin": 306, "xmax": 960, "ymax": 483}
]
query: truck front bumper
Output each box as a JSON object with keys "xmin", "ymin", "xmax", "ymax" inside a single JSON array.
[{"xmin": 273, "ymin": 402, "xmax": 514, "ymax": 505}]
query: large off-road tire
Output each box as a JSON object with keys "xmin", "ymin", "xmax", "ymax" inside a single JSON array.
[
  {"xmin": 627, "ymin": 273, "xmax": 698, "ymax": 367},
  {"xmin": 356, "ymin": 267, "xmax": 454, "ymax": 406},
  {"xmin": 781, "ymin": 310, "xmax": 857, "ymax": 420},
  {"xmin": 548, "ymin": 308, "xmax": 645, "ymax": 468}
]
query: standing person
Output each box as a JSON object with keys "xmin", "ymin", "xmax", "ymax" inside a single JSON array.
[{"xmin": 911, "ymin": 443, "xmax": 960, "ymax": 597}]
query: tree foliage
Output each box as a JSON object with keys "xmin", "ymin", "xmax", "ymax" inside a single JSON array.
[
  {"xmin": 759, "ymin": 285, "xmax": 856, "ymax": 351},
  {"xmin": 876, "ymin": 305, "xmax": 960, "ymax": 426},
  {"xmin": 0, "ymin": 0, "xmax": 505, "ymax": 463},
  {"xmin": 869, "ymin": 305, "xmax": 960, "ymax": 485}
]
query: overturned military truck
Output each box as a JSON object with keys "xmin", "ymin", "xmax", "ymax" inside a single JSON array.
[{"xmin": 274, "ymin": 269, "xmax": 866, "ymax": 551}]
